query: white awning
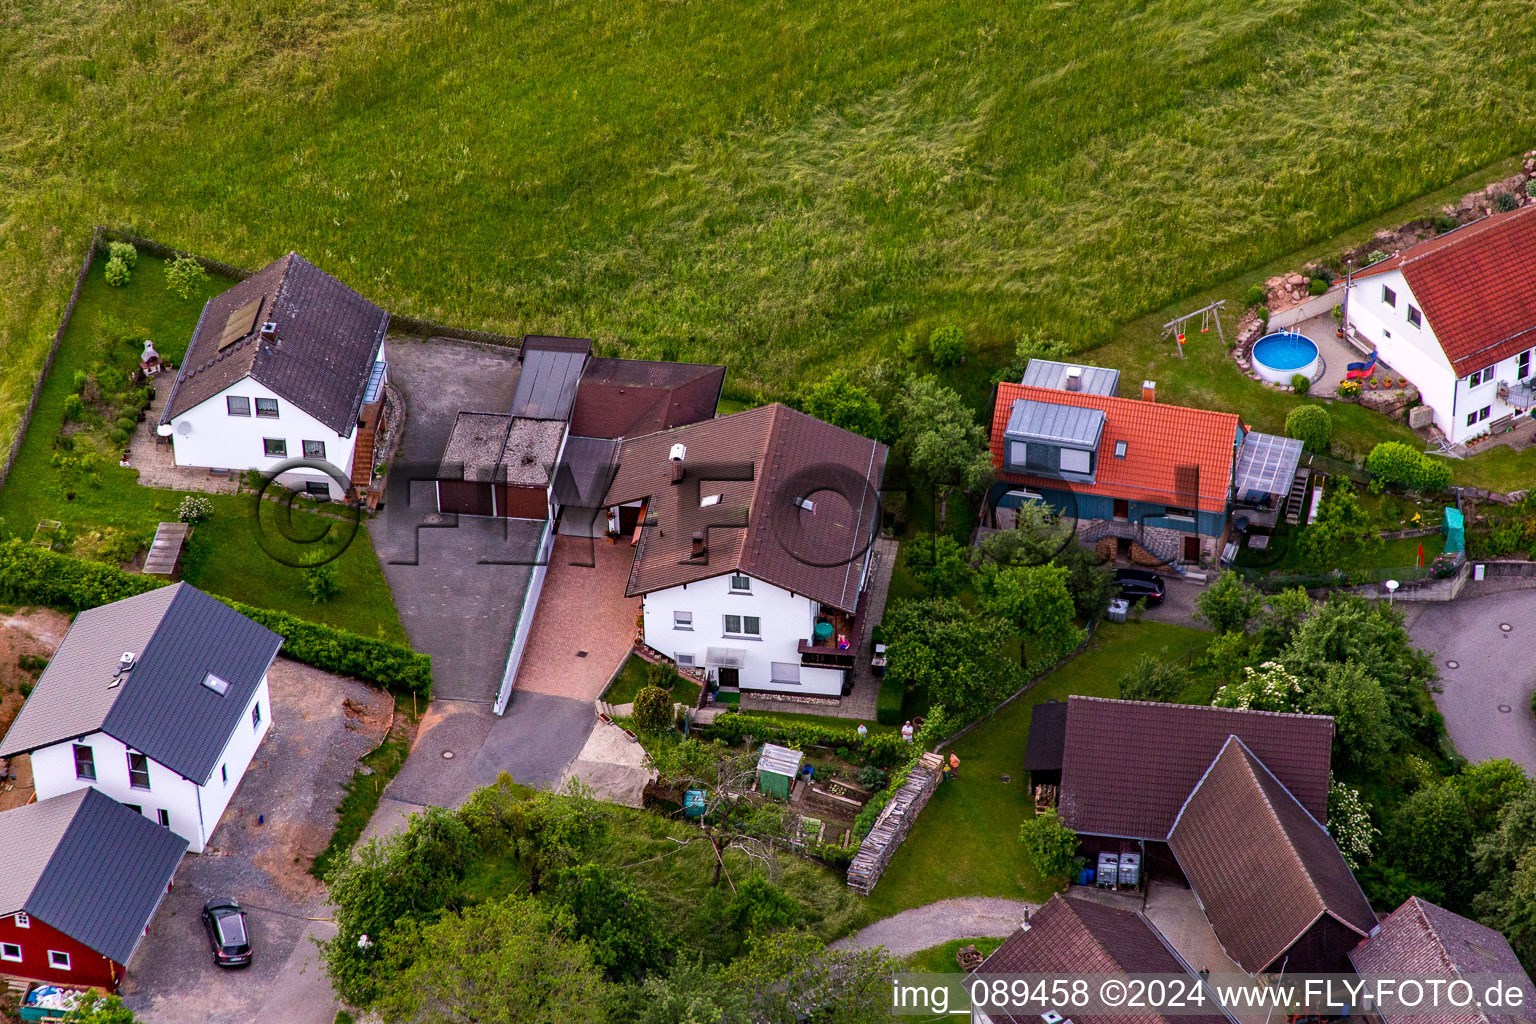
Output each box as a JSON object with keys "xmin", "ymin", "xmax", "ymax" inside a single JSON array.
[{"xmin": 705, "ymin": 647, "xmax": 747, "ymax": 669}]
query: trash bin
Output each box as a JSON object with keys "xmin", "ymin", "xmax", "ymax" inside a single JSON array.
[{"xmin": 1106, "ymin": 598, "xmax": 1129, "ymax": 623}]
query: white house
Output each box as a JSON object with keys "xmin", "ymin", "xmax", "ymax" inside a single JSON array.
[
  {"xmin": 0, "ymin": 584, "xmax": 283, "ymax": 853},
  {"xmin": 157, "ymin": 252, "xmax": 391, "ymax": 499},
  {"xmin": 600, "ymin": 404, "xmax": 887, "ymax": 697},
  {"xmin": 1346, "ymin": 206, "xmax": 1536, "ymax": 445}
]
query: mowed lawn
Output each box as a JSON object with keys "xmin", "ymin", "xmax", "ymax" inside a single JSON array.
[
  {"xmin": 4, "ymin": 0, "xmax": 1536, "ymax": 459},
  {"xmin": 0, "ymin": 254, "xmax": 406, "ymax": 641},
  {"xmin": 862, "ymin": 621, "xmax": 1214, "ymax": 918}
]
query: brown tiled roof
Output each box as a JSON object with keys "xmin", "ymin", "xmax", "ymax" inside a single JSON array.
[
  {"xmin": 991, "ymin": 383, "xmax": 1242, "ymax": 514},
  {"xmin": 1168, "ymin": 737, "xmax": 1376, "ymax": 974},
  {"xmin": 1353, "ymin": 207, "xmax": 1536, "ymax": 378},
  {"xmin": 604, "ymin": 404, "xmax": 886, "ymax": 612},
  {"xmin": 570, "ymin": 358, "xmax": 725, "ymax": 439},
  {"xmin": 978, "ymin": 895, "xmax": 1235, "ymax": 1024},
  {"xmin": 1057, "ymin": 696, "xmax": 1334, "ymax": 839},
  {"xmin": 162, "ymin": 253, "xmax": 389, "ymax": 436},
  {"xmin": 1351, "ymin": 897, "xmax": 1536, "ymax": 1024}
]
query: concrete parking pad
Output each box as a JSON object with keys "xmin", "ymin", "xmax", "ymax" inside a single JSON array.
[
  {"xmin": 514, "ymin": 535, "xmax": 640, "ymax": 700},
  {"xmin": 122, "ymin": 660, "xmax": 390, "ymax": 1024}
]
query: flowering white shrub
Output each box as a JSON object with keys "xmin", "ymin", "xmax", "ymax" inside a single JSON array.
[
  {"xmin": 1327, "ymin": 777, "xmax": 1377, "ymax": 870},
  {"xmin": 177, "ymin": 494, "xmax": 214, "ymax": 524},
  {"xmin": 1211, "ymin": 660, "xmax": 1304, "ymax": 712}
]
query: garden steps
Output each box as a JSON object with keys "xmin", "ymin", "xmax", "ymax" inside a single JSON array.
[{"xmin": 1283, "ymin": 469, "xmax": 1311, "ymax": 525}]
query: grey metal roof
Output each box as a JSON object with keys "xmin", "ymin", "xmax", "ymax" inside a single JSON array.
[
  {"xmin": 511, "ymin": 337, "xmax": 590, "ymax": 421},
  {"xmin": 1235, "ymin": 431, "xmax": 1304, "ymax": 499},
  {"xmin": 101, "ymin": 584, "xmax": 284, "ymax": 784},
  {"xmin": 0, "ymin": 789, "xmax": 187, "ymax": 965},
  {"xmin": 553, "ymin": 435, "xmax": 620, "ymax": 506},
  {"xmin": 0, "ymin": 585, "xmax": 179, "ymax": 759},
  {"xmin": 757, "ymin": 743, "xmax": 804, "ymax": 779},
  {"xmin": 1005, "ymin": 398, "xmax": 1106, "ymax": 448},
  {"xmin": 161, "ymin": 253, "xmax": 389, "ymax": 437},
  {"xmin": 438, "ymin": 412, "xmax": 513, "ymax": 482},
  {"xmin": 1023, "ymin": 359, "xmax": 1120, "ymax": 397}
]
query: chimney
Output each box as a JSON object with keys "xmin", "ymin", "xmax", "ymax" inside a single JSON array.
[
  {"xmin": 690, "ymin": 531, "xmax": 706, "ymax": 558},
  {"xmin": 1141, "ymin": 379, "xmax": 1157, "ymax": 403},
  {"xmin": 259, "ymin": 321, "xmax": 278, "ymax": 343},
  {"xmin": 669, "ymin": 442, "xmax": 686, "ymax": 483},
  {"xmin": 1065, "ymin": 366, "xmax": 1083, "ymax": 392}
]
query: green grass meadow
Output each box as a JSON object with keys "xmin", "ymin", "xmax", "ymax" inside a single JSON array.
[{"xmin": 4, "ymin": 0, "xmax": 1536, "ymax": 463}]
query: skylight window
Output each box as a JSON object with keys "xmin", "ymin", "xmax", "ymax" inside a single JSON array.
[
  {"xmin": 1114, "ymin": 440, "xmax": 1128, "ymax": 459},
  {"xmin": 794, "ymin": 496, "xmax": 816, "ymax": 513},
  {"xmin": 203, "ymin": 672, "xmax": 230, "ymax": 696},
  {"xmin": 700, "ymin": 493, "xmax": 722, "ymax": 508}
]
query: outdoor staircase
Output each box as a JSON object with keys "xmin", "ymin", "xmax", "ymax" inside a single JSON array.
[
  {"xmin": 1079, "ymin": 519, "xmax": 1185, "ymax": 573},
  {"xmin": 351, "ymin": 426, "xmax": 376, "ymax": 489},
  {"xmin": 1283, "ymin": 469, "xmax": 1311, "ymax": 525}
]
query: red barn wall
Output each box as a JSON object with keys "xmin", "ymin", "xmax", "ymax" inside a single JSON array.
[{"xmin": 0, "ymin": 913, "xmax": 121, "ymax": 992}]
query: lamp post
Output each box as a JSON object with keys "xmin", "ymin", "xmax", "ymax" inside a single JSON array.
[{"xmin": 1385, "ymin": 579, "xmax": 1400, "ymax": 606}]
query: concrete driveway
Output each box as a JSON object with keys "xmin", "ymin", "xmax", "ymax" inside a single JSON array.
[
  {"xmin": 122, "ymin": 660, "xmax": 391, "ymax": 1024},
  {"xmin": 1404, "ymin": 593, "xmax": 1536, "ymax": 773},
  {"xmin": 1138, "ymin": 576, "xmax": 1207, "ymax": 630}
]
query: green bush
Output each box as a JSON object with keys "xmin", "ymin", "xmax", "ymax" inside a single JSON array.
[
  {"xmin": 1308, "ymin": 277, "xmax": 1328, "ymax": 296},
  {"xmin": 1242, "ymin": 283, "xmax": 1267, "ymax": 307},
  {"xmin": 220, "ymin": 597, "xmax": 433, "ymax": 696},
  {"xmin": 702, "ymin": 713, "xmax": 908, "ymax": 769},
  {"xmin": 62, "ymin": 394, "xmax": 85, "ymax": 422},
  {"xmin": 164, "ymin": 254, "xmax": 210, "ymax": 300},
  {"xmin": 1256, "ymin": 305, "xmax": 1270, "ymax": 325},
  {"xmin": 1285, "ymin": 404, "xmax": 1333, "ymax": 453},
  {"xmin": 1495, "ymin": 191, "xmax": 1521, "ymax": 213},
  {"xmin": 0, "ymin": 540, "xmax": 163, "ymax": 610},
  {"xmin": 107, "ymin": 240, "xmax": 139, "ymax": 269},
  {"xmin": 115, "ymin": 416, "xmax": 136, "ymax": 432},
  {"xmin": 1365, "ymin": 250, "xmax": 1388, "ymax": 266},
  {"xmin": 1290, "ymin": 373, "xmax": 1310, "ymax": 394},
  {"xmin": 631, "ymin": 685, "xmax": 674, "ymax": 734},
  {"xmin": 927, "ymin": 324, "xmax": 970, "ymax": 368},
  {"xmin": 104, "ymin": 256, "xmax": 131, "ymax": 287},
  {"xmin": 107, "ymin": 427, "xmax": 129, "ymax": 445},
  {"xmin": 72, "ymin": 370, "xmax": 89, "ymax": 393},
  {"xmin": 1367, "ymin": 441, "xmax": 1452, "ymax": 493},
  {"xmin": 1434, "ymin": 214, "xmax": 1460, "ymax": 234},
  {"xmin": 876, "ymin": 674, "xmax": 905, "ymax": 725},
  {"xmin": 304, "ymin": 563, "xmax": 342, "ymax": 604}
]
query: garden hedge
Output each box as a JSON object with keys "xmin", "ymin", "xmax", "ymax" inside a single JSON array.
[
  {"xmin": 701, "ymin": 713, "xmax": 907, "ymax": 769},
  {"xmin": 876, "ymin": 674, "xmax": 905, "ymax": 725},
  {"xmin": 0, "ymin": 541, "xmax": 431, "ymax": 697}
]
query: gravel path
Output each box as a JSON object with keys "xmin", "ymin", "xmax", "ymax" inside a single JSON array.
[{"xmin": 833, "ymin": 898, "xmax": 1039, "ymax": 957}]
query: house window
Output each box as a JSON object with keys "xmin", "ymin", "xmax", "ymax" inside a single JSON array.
[
  {"xmin": 1059, "ymin": 448, "xmax": 1092, "ymax": 474},
  {"xmin": 1480, "ymin": 406, "xmax": 1492, "ymax": 422},
  {"xmin": 222, "ymin": 764, "xmax": 229, "ymax": 785},
  {"xmin": 226, "ymin": 396, "xmax": 251, "ymax": 417},
  {"xmin": 203, "ymin": 672, "xmax": 230, "ymax": 696},
  {"xmin": 304, "ymin": 481, "xmax": 331, "ymax": 498},
  {"xmin": 770, "ymin": 662, "xmax": 801, "ymax": 685},
  {"xmin": 700, "ymin": 493, "xmax": 722, "ymax": 508},
  {"xmin": 1467, "ymin": 411, "xmax": 1478, "ymax": 427},
  {"xmin": 252, "ymin": 702, "xmax": 263, "ymax": 729},
  {"xmin": 0, "ymin": 943, "xmax": 20, "ymax": 963},
  {"xmin": 254, "ymin": 397, "xmax": 279, "ymax": 418},
  {"xmin": 1407, "ymin": 305, "xmax": 1423, "ymax": 328},
  {"xmin": 674, "ymin": 611, "xmax": 693, "ymax": 630},
  {"xmin": 263, "ymin": 438, "xmax": 287, "ymax": 458},
  {"xmin": 728, "ymin": 574, "xmax": 751, "ymax": 593},
  {"xmin": 723, "ymin": 614, "xmax": 760, "ymax": 637},
  {"xmin": 1163, "ymin": 506, "xmax": 1196, "ymax": 520},
  {"xmin": 676, "ymin": 653, "xmax": 696, "ymax": 667},
  {"xmin": 15, "ymin": 913, "xmax": 29, "ymax": 929},
  {"xmin": 73, "ymin": 744, "xmax": 96, "ymax": 780},
  {"xmin": 128, "ymin": 752, "xmax": 151, "ymax": 790},
  {"xmin": 47, "ymin": 950, "xmax": 70, "ymax": 971},
  {"xmin": 1382, "ymin": 285, "xmax": 1396, "ymax": 307},
  {"xmin": 1521, "ymin": 351, "xmax": 1532, "ymax": 381},
  {"xmin": 302, "ymin": 440, "xmax": 326, "ymax": 460},
  {"xmin": 1469, "ymin": 366, "xmax": 1497, "ymax": 387},
  {"xmin": 1114, "ymin": 440, "xmax": 1127, "ymax": 459},
  {"xmin": 157, "ymin": 809, "xmax": 171, "ymax": 827},
  {"xmin": 124, "ymin": 804, "xmax": 141, "ymax": 814}
]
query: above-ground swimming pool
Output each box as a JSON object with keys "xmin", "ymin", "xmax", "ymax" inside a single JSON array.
[{"xmin": 1251, "ymin": 330, "xmax": 1321, "ymax": 385}]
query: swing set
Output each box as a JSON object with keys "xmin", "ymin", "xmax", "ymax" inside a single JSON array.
[{"xmin": 1161, "ymin": 299, "xmax": 1227, "ymax": 358}]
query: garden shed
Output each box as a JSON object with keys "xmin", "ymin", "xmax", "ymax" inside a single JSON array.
[{"xmin": 756, "ymin": 743, "xmax": 804, "ymax": 800}]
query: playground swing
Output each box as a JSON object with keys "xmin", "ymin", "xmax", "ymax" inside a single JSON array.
[{"xmin": 1162, "ymin": 300, "xmax": 1227, "ymax": 358}]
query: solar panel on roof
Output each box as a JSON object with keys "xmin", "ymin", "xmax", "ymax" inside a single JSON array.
[{"xmin": 219, "ymin": 297, "xmax": 263, "ymax": 350}]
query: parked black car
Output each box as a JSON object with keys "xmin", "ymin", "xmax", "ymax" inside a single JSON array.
[
  {"xmin": 201, "ymin": 898, "xmax": 252, "ymax": 967},
  {"xmin": 1114, "ymin": 568, "xmax": 1166, "ymax": 606}
]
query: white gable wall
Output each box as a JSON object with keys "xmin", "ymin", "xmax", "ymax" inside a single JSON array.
[
  {"xmin": 641, "ymin": 573, "xmax": 845, "ymax": 696},
  {"xmin": 165, "ymin": 377, "xmax": 358, "ymax": 498},
  {"xmin": 1348, "ymin": 271, "xmax": 1535, "ymax": 444},
  {"xmin": 27, "ymin": 673, "xmax": 273, "ymax": 853}
]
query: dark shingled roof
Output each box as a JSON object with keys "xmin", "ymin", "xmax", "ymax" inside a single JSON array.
[
  {"xmin": 511, "ymin": 337, "xmax": 590, "ymax": 421},
  {"xmin": 0, "ymin": 789, "xmax": 186, "ymax": 965},
  {"xmin": 1351, "ymin": 897, "xmax": 1536, "ymax": 1024},
  {"xmin": 161, "ymin": 253, "xmax": 389, "ymax": 436},
  {"xmin": 978, "ymin": 895, "xmax": 1236, "ymax": 1024},
  {"xmin": 1024, "ymin": 700, "xmax": 1069, "ymax": 772},
  {"xmin": 603, "ymin": 404, "xmax": 886, "ymax": 612},
  {"xmin": 1168, "ymin": 737, "xmax": 1376, "ymax": 974},
  {"xmin": 553, "ymin": 435, "xmax": 620, "ymax": 507},
  {"xmin": 570, "ymin": 358, "xmax": 725, "ymax": 439},
  {"xmin": 1057, "ymin": 696, "xmax": 1334, "ymax": 840},
  {"xmin": 0, "ymin": 584, "xmax": 283, "ymax": 786}
]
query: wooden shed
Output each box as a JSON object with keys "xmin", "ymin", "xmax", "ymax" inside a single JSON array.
[{"xmin": 756, "ymin": 743, "xmax": 804, "ymax": 801}]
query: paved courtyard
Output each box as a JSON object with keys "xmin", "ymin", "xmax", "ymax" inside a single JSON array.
[
  {"xmin": 125, "ymin": 382, "xmax": 241, "ymax": 493},
  {"xmin": 513, "ymin": 534, "xmax": 640, "ymax": 700}
]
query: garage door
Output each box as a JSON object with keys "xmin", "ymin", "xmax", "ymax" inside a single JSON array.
[{"xmin": 438, "ymin": 480, "xmax": 495, "ymax": 517}]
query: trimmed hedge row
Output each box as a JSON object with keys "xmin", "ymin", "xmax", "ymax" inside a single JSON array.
[
  {"xmin": 701, "ymin": 712, "xmax": 908, "ymax": 770},
  {"xmin": 0, "ymin": 542, "xmax": 431, "ymax": 697}
]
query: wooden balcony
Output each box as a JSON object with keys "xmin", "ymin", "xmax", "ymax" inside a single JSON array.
[{"xmin": 797, "ymin": 603, "xmax": 862, "ymax": 666}]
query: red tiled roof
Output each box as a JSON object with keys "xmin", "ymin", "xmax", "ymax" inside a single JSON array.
[
  {"xmin": 603, "ymin": 404, "xmax": 886, "ymax": 611},
  {"xmin": 1168, "ymin": 737, "xmax": 1376, "ymax": 974},
  {"xmin": 1351, "ymin": 897, "xmax": 1536, "ymax": 1024},
  {"xmin": 1354, "ymin": 207, "xmax": 1536, "ymax": 377},
  {"xmin": 990, "ymin": 383, "xmax": 1242, "ymax": 514},
  {"xmin": 978, "ymin": 895, "xmax": 1235, "ymax": 1024},
  {"xmin": 1057, "ymin": 696, "xmax": 1334, "ymax": 840}
]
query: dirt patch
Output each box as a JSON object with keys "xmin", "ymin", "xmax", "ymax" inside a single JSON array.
[{"xmin": 0, "ymin": 607, "xmax": 72, "ymax": 811}]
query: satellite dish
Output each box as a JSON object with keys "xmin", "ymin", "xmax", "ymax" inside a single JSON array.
[{"xmin": 176, "ymin": 421, "xmax": 193, "ymax": 436}]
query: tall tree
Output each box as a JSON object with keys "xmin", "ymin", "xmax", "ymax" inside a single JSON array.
[
  {"xmin": 551, "ymin": 864, "xmax": 673, "ymax": 981},
  {"xmin": 891, "ymin": 375, "xmax": 992, "ymax": 492},
  {"xmin": 727, "ymin": 931, "xmax": 898, "ymax": 1024},
  {"xmin": 800, "ymin": 370, "xmax": 885, "ymax": 440},
  {"xmin": 980, "ymin": 563, "xmax": 1082, "ymax": 669},
  {"xmin": 1195, "ymin": 571, "xmax": 1262, "ymax": 634},
  {"xmin": 882, "ymin": 597, "xmax": 1019, "ymax": 718}
]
